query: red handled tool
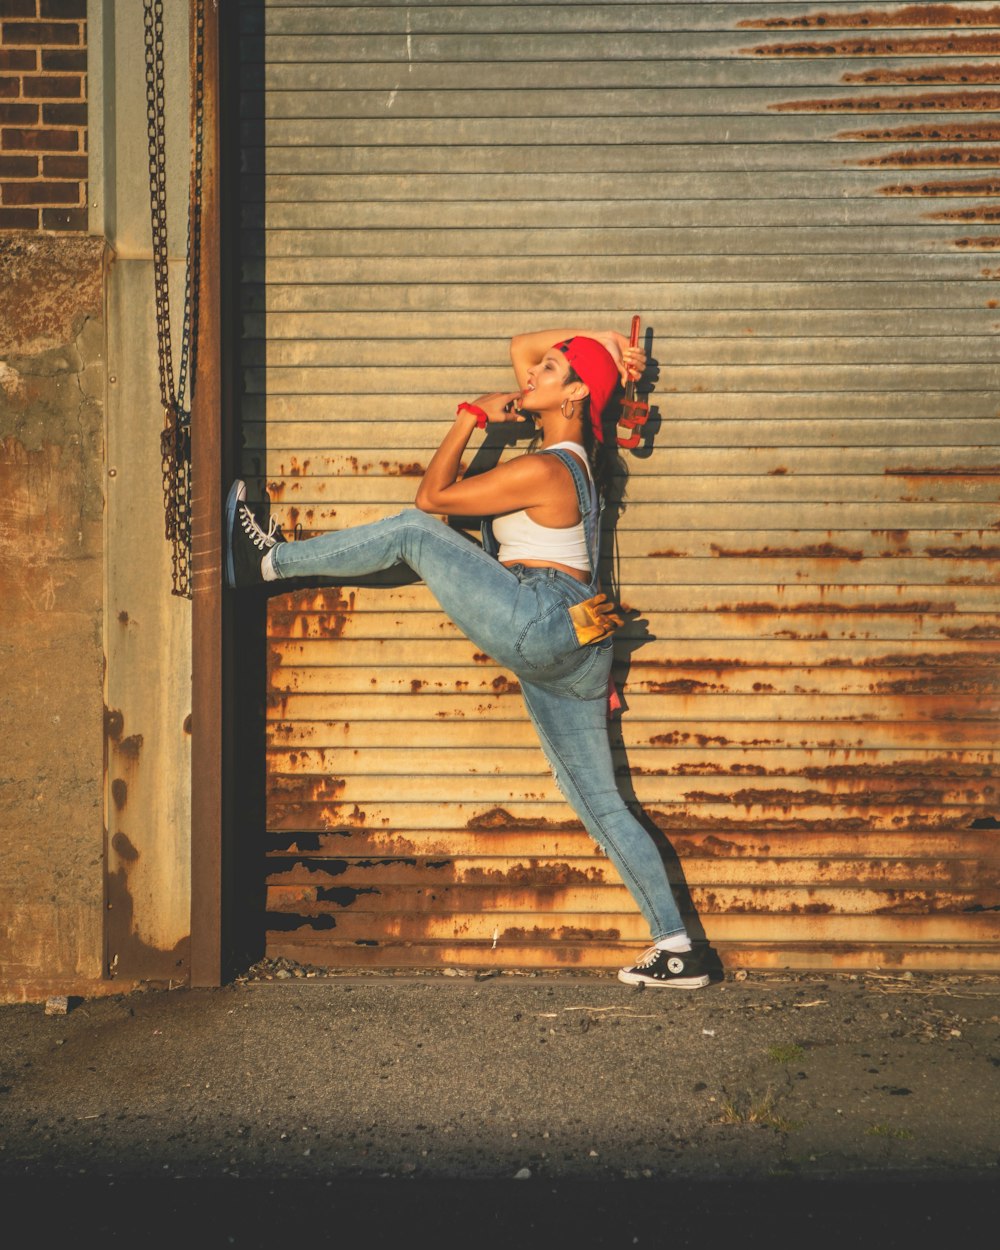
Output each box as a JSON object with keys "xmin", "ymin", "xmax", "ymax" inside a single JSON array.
[{"xmin": 617, "ymin": 315, "xmax": 649, "ymax": 449}]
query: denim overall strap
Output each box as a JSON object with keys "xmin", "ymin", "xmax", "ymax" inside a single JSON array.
[{"xmin": 542, "ymin": 447, "xmax": 602, "ymax": 588}]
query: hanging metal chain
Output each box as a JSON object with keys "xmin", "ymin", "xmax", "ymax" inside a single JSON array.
[{"xmin": 144, "ymin": 0, "xmax": 205, "ymax": 598}]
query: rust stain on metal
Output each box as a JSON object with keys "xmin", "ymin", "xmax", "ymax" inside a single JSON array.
[
  {"xmin": 873, "ymin": 893, "xmax": 1000, "ymax": 915},
  {"xmin": 269, "ymin": 776, "xmax": 348, "ymax": 802},
  {"xmin": 649, "ymin": 548, "xmax": 688, "ymax": 558},
  {"xmin": 711, "ymin": 542, "xmax": 864, "ymax": 561},
  {"xmin": 104, "ymin": 863, "xmax": 189, "ymax": 981},
  {"xmin": 111, "ymin": 832, "xmax": 140, "ymax": 863},
  {"xmin": 650, "ymin": 755, "xmax": 770, "ymax": 775},
  {"xmin": 491, "ymin": 675, "xmax": 521, "ymax": 694},
  {"xmin": 110, "ymin": 778, "xmax": 128, "ymax": 810},
  {"xmin": 870, "ymin": 673, "xmax": 999, "ymax": 694},
  {"xmin": 925, "ymin": 544, "xmax": 1000, "ymax": 557},
  {"xmin": 804, "ymin": 759, "xmax": 998, "ymax": 779},
  {"xmin": 649, "ymin": 731, "xmax": 781, "ymax": 747},
  {"xmin": 678, "ymin": 786, "xmax": 969, "ymax": 810},
  {"xmin": 843, "ymin": 648, "xmax": 995, "ymax": 668},
  {"xmin": 466, "ymin": 806, "xmax": 583, "ymax": 832},
  {"xmin": 843, "ymin": 63, "xmax": 1000, "ymax": 84},
  {"xmin": 714, "ymin": 897, "xmax": 836, "ymax": 915},
  {"xmin": 940, "ymin": 623, "xmax": 1000, "ymax": 639},
  {"xmin": 743, "ymin": 36, "xmax": 1000, "ymax": 58},
  {"xmin": 857, "ymin": 147, "xmax": 1000, "ymax": 167},
  {"xmin": 649, "ymin": 809, "xmax": 971, "ymax": 833},
  {"xmin": 104, "ymin": 707, "xmax": 124, "ymax": 741},
  {"xmin": 378, "ymin": 460, "xmax": 425, "ymax": 477},
  {"xmin": 841, "ymin": 121, "xmax": 1000, "ymax": 141},
  {"xmin": 772, "ymin": 91, "xmax": 1000, "ymax": 112},
  {"xmin": 738, "ymin": 7, "xmax": 1000, "ymax": 29},
  {"xmin": 650, "ymin": 758, "xmax": 997, "ymax": 781},
  {"xmin": 878, "ymin": 176, "xmax": 1000, "ymax": 196},
  {"xmin": 886, "ymin": 465, "xmax": 1000, "ymax": 475},
  {"xmin": 501, "ymin": 926, "xmax": 622, "ymax": 942},
  {"xmin": 269, "ymin": 588, "xmax": 356, "ymax": 640},
  {"xmin": 646, "ymin": 678, "xmax": 724, "ymax": 694},
  {"xmin": 118, "ymin": 734, "xmax": 143, "ymax": 760},
  {"xmin": 463, "ymin": 862, "xmax": 607, "ymax": 887},
  {"xmin": 715, "ymin": 599, "xmax": 954, "ymax": 613},
  {"xmin": 275, "ymin": 802, "xmax": 369, "ymax": 830},
  {"xmin": 630, "ymin": 656, "xmax": 752, "ymax": 673}
]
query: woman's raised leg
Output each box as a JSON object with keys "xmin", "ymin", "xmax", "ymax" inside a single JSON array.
[{"xmin": 227, "ymin": 488, "xmax": 528, "ymax": 669}]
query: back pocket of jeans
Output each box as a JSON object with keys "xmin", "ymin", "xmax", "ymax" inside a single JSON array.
[{"xmin": 514, "ymin": 602, "xmax": 578, "ymax": 670}]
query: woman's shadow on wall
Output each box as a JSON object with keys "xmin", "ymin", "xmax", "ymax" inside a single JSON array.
[{"xmin": 598, "ymin": 343, "xmax": 715, "ymax": 968}]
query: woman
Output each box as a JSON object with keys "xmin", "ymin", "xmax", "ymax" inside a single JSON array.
[{"xmin": 225, "ymin": 327, "xmax": 709, "ymax": 989}]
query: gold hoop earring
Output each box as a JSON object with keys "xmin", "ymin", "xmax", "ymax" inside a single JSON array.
[{"xmin": 560, "ymin": 397, "xmax": 577, "ymax": 420}]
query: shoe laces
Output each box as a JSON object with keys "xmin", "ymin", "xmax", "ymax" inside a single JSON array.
[
  {"xmin": 633, "ymin": 945, "xmax": 662, "ymax": 970},
  {"xmin": 239, "ymin": 503, "xmax": 281, "ymax": 550}
]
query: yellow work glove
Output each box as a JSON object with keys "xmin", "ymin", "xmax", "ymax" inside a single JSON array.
[{"xmin": 568, "ymin": 593, "xmax": 625, "ymax": 646}]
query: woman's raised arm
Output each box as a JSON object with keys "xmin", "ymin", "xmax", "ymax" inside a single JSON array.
[{"xmin": 510, "ymin": 328, "xmax": 645, "ymax": 391}]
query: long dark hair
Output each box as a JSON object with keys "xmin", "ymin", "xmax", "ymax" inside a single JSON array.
[
  {"xmin": 565, "ymin": 363, "xmax": 627, "ymax": 505},
  {"xmin": 526, "ymin": 366, "xmax": 629, "ymax": 504}
]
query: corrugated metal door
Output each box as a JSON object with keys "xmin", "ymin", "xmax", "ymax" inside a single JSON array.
[{"xmin": 240, "ymin": 1, "xmax": 1000, "ymax": 972}]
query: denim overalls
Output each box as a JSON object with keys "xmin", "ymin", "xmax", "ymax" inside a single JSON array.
[{"xmin": 270, "ymin": 450, "xmax": 687, "ymax": 940}]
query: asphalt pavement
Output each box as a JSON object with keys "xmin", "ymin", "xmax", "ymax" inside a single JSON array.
[{"xmin": 1, "ymin": 965, "xmax": 997, "ymax": 1247}]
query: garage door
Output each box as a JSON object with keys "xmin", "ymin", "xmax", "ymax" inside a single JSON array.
[{"xmin": 238, "ymin": 1, "xmax": 1000, "ymax": 972}]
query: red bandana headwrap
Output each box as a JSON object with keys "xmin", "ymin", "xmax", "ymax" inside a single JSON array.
[{"xmin": 555, "ymin": 337, "xmax": 620, "ymax": 443}]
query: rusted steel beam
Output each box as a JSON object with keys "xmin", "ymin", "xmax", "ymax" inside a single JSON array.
[{"xmin": 190, "ymin": 0, "xmax": 223, "ymax": 987}]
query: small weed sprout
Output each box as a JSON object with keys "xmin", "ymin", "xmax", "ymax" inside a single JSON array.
[
  {"xmin": 719, "ymin": 1087, "xmax": 796, "ymax": 1132},
  {"xmin": 767, "ymin": 1044, "xmax": 806, "ymax": 1065},
  {"xmin": 866, "ymin": 1124, "xmax": 914, "ymax": 1140}
]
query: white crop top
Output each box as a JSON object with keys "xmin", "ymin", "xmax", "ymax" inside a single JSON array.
[{"xmin": 491, "ymin": 442, "xmax": 595, "ymax": 573}]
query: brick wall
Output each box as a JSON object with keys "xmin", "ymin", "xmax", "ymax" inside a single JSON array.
[{"xmin": 0, "ymin": 0, "xmax": 87, "ymax": 231}]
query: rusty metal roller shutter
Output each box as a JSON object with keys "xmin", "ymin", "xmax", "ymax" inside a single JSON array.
[{"xmin": 239, "ymin": 1, "xmax": 1000, "ymax": 973}]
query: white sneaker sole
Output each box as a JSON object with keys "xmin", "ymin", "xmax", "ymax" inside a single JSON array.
[{"xmin": 223, "ymin": 479, "xmax": 247, "ymax": 589}]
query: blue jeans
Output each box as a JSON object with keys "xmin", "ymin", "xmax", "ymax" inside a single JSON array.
[{"xmin": 271, "ymin": 508, "xmax": 686, "ymax": 940}]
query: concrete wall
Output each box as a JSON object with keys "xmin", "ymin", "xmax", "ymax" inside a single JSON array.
[
  {"xmin": 0, "ymin": 233, "xmax": 107, "ymax": 1002},
  {"xmin": 0, "ymin": 0, "xmax": 193, "ymax": 1002},
  {"xmin": 0, "ymin": 0, "xmax": 104, "ymax": 1002}
]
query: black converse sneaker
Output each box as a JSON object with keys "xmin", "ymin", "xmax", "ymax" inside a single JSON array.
[
  {"xmin": 224, "ymin": 479, "xmax": 286, "ymax": 588},
  {"xmin": 618, "ymin": 945, "xmax": 710, "ymax": 989}
]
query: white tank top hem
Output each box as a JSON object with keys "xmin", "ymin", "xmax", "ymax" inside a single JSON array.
[{"xmin": 491, "ymin": 441, "xmax": 595, "ymax": 573}]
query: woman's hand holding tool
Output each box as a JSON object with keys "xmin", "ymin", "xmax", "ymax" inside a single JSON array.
[{"xmin": 617, "ymin": 316, "xmax": 650, "ymax": 449}]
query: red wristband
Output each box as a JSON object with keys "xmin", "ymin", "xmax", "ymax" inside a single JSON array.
[{"xmin": 456, "ymin": 402, "xmax": 488, "ymax": 428}]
